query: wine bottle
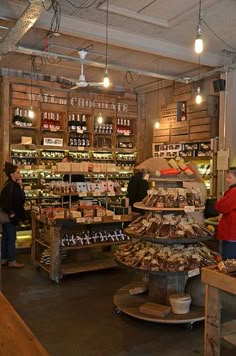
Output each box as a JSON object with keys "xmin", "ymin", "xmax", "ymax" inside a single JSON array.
[{"xmin": 82, "ymin": 114, "xmax": 87, "ymax": 131}]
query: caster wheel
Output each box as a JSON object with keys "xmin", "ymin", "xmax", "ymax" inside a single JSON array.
[
  {"xmin": 185, "ymin": 322, "xmax": 194, "ymax": 330},
  {"xmin": 115, "ymin": 307, "xmax": 122, "ymax": 315}
]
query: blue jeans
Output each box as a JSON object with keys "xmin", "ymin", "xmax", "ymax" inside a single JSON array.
[
  {"xmin": 1, "ymin": 222, "xmax": 16, "ymax": 262},
  {"xmin": 222, "ymin": 241, "xmax": 236, "ymax": 260}
]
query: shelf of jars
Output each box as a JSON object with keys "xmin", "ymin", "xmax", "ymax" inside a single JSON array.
[{"xmin": 113, "ymin": 174, "xmax": 219, "ymax": 325}]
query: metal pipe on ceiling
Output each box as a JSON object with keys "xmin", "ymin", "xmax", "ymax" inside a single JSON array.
[{"xmin": 15, "ymin": 45, "xmax": 187, "ymax": 83}]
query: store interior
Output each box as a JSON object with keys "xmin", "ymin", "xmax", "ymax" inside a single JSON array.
[{"xmin": 1, "ymin": 1, "xmax": 236, "ymax": 355}]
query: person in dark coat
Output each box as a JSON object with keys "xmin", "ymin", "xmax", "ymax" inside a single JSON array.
[
  {"xmin": 0, "ymin": 162, "xmax": 25, "ymax": 267},
  {"xmin": 127, "ymin": 169, "xmax": 148, "ymax": 212},
  {"xmin": 215, "ymin": 167, "xmax": 236, "ymax": 260}
]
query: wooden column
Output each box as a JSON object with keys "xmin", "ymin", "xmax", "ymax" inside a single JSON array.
[
  {"xmin": 204, "ymin": 284, "xmax": 221, "ymax": 356},
  {"xmin": 0, "ymin": 78, "xmax": 10, "ymax": 187}
]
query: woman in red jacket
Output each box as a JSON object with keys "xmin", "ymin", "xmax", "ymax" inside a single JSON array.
[{"xmin": 215, "ymin": 167, "xmax": 236, "ymax": 260}]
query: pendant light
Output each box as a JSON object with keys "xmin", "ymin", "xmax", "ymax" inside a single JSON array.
[
  {"xmin": 154, "ymin": 76, "xmax": 160, "ymax": 129},
  {"xmin": 103, "ymin": 0, "xmax": 110, "ymax": 88},
  {"xmin": 28, "ymin": 56, "xmax": 35, "ymax": 119},
  {"xmin": 195, "ymin": 55, "xmax": 203, "ymax": 105},
  {"xmin": 195, "ymin": 86, "xmax": 202, "ymax": 104},
  {"xmin": 194, "ymin": 0, "xmax": 203, "ymax": 54},
  {"xmin": 97, "ymin": 112, "xmax": 103, "ymax": 124}
]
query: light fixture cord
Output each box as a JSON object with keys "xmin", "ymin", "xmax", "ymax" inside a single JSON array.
[
  {"xmin": 198, "ymin": 0, "xmax": 202, "ymax": 26},
  {"xmin": 105, "ymin": 0, "xmax": 109, "ymax": 72},
  {"xmin": 30, "ymin": 56, "xmax": 33, "ymax": 107}
]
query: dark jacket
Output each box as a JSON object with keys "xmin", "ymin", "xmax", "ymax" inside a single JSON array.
[
  {"xmin": 127, "ymin": 172, "xmax": 148, "ymax": 212},
  {"xmin": 0, "ymin": 179, "xmax": 25, "ymax": 224},
  {"xmin": 215, "ymin": 184, "xmax": 236, "ymax": 241}
]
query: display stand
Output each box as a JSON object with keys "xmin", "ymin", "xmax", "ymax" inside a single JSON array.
[
  {"xmin": 31, "ymin": 213, "xmax": 132, "ymax": 283},
  {"xmin": 114, "ymin": 176, "xmax": 212, "ymax": 326}
]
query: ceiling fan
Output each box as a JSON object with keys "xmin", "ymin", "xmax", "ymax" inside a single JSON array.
[{"xmin": 61, "ymin": 49, "xmax": 104, "ymax": 90}]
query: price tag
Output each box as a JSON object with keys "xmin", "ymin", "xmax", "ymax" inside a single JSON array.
[
  {"xmin": 79, "ymin": 192, "xmax": 87, "ymax": 197},
  {"xmin": 38, "ymin": 165, "xmax": 46, "ymax": 169},
  {"xmin": 76, "ymin": 217, "xmax": 86, "ymax": 223},
  {"xmin": 108, "ymin": 191, "xmax": 115, "ymax": 196},
  {"xmin": 93, "ymin": 168, "xmax": 101, "ymax": 172},
  {"xmin": 113, "ymin": 215, "xmax": 121, "ymax": 221},
  {"xmin": 143, "ymin": 174, "xmax": 149, "ymax": 181},
  {"xmin": 93, "ymin": 191, "xmax": 101, "ymax": 196},
  {"xmin": 184, "ymin": 206, "xmax": 195, "ymax": 213},
  {"xmin": 24, "ymin": 165, "xmax": 32, "ymax": 170},
  {"xmin": 77, "ymin": 129, "xmax": 83, "ymax": 134},
  {"xmin": 24, "ymin": 186, "xmax": 32, "ymax": 191},
  {"xmin": 50, "ymin": 128, "xmax": 58, "ymax": 132},
  {"xmin": 94, "ymin": 217, "xmax": 102, "ymax": 222},
  {"xmin": 77, "ymin": 146, "xmax": 85, "ymax": 151},
  {"xmin": 188, "ymin": 268, "xmax": 200, "ymax": 278}
]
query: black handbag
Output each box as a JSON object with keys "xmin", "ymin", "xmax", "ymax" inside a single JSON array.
[{"xmin": 0, "ymin": 208, "xmax": 10, "ymax": 224}]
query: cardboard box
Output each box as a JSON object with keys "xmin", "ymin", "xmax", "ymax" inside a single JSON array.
[
  {"xmin": 71, "ymin": 162, "xmax": 82, "ymax": 172},
  {"xmin": 57, "ymin": 162, "xmax": 71, "ymax": 172},
  {"xmin": 21, "ymin": 136, "xmax": 32, "ymax": 144}
]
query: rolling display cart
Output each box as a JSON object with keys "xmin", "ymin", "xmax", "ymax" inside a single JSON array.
[{"xmin": 114, "ymin": 175, "xmax": 215, "ymax": 326}]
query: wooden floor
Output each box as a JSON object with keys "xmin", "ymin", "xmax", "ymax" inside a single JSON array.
[{"xmin": 0, "ymin": 292, "xmax": 48, "ymax": 355}]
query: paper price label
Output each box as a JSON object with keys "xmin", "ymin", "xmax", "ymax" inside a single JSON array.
[
  {"xmin": 77, "ymin": 146, "xmax": 85, "ymax": 151},
  {"xmin": 24, "ymin": 165, "xmax": 32, "ymax": 170},
  {"xmin": 188, "ymin": 268, "xmax": 200, "ymax": 278},
  {"xmin": 184, "ymin": 206, "xmax": 195, "ymax": 213},
  {"xmin": 76, "ymin": 217, "xmax": 86, "ymax": 223},
  {"xmin": 113, "ymin": 215, "xmax": 121, "ymax": 220},
  {"xmin": 94, "ymin": 217, "xmax": 102, "ymax": 222},
  {"xmin": 93, "ymin": 191, "xmax": 101, "ymax": 196},
  {"xmin": 79, "ymin": 192, "xmax": 87, "ymax": 197},
  {"xmin": 108, "ymin": 191, "xmax": 115, "ymax": 196},
  {"xmin": 143, "ymin": 174, "xmax": 149, "ymax": 181},
  {"xmin": 38, "ymin": 165, "xmax": 46, "ymax": 170}
]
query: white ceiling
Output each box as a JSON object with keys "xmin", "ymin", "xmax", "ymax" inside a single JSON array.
[{"xmin": 0, "ymin": 0, "xmax": 235, "ymax": 92}]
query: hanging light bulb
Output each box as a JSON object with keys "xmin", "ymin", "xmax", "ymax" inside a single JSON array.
[
  {"xmin": 194, "ymin": 0, "xmax": 203, "ymax": 54},
  {"xmin": 195, "ymin": 86, "xmax": 202, "ymax": 104},
  {"xmin": 154, "ymin": 120, "xmax": 160, "ymax": 129},
  {"xmin": 97, "ymin": 112, "xmax": 103, "ymax": 124},
  {"xmin": 103, "ymin": 69, "xmax": 110, "ymax": 88},
  {"xmin": 195, "ymin": 25, "xmax": 203, "ymax": 54},
  {"xmin": 103, "ymin": 0, "xmax": 110, "ymax": 89},
  {"xmin": 28, "ymin": 106, "xmax": 35, "ymax": 119}
]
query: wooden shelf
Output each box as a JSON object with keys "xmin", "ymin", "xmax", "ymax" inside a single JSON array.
[
  {"xmin": 133, "ymin": 202, "xmax": 205, "ymax": 211},
  {"xmin": 61, "ymin": 258, "xmax": 117, "ymax": 275},
  {"xmin": 35, "ymin": 238, "xmax": 50, "ymax": 248},
  {"xmin": 113, "ymin": 284, "xmax": 205, "ymax": 324},
  {"xmin": 62, "ymin": 240, "xmax": 129, "ymax": 250}
]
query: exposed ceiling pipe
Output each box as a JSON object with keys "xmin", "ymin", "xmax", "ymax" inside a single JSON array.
[
  {"xmin": 16, "ymin": 45, "xmax": 187, "ymax": 83},
  {"xmin": 0, "ymin": 0, "xmax": 52, "ymax": 55}
]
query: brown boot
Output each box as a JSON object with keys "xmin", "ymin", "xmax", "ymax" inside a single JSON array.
[{"xmin": 8, "ymin": 261, "xmax": 24, "ymax": 268}]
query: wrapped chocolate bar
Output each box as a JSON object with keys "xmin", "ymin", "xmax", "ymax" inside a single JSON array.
[
  {"xmin": 178, "ymin": 188, "xmax": 187, "ymax": 208},
  {"xmin": 165, "ymin": 188, "xmax": 178, "ymax": 208}
]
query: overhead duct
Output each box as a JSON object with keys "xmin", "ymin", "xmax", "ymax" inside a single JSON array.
[{"xmin": 0, "ymin": 0, "xmax": 52, "ymax": 54}]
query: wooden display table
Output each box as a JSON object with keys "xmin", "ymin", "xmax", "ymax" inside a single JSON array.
[
  {"xmin": 31, "ymin": 213, "xmax": 132, "ymax": 282},
  {"xmin": 0, "ymin": 292, "xmax": 48, "ymax": 355},
  {"xmin": 202, "ymin": 266, "xmax": 236, "ymax": 356}
]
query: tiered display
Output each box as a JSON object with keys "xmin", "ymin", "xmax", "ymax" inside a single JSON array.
[{"xmin": 113, "ymin": 172, "xmax": 219, "ymax": 325}]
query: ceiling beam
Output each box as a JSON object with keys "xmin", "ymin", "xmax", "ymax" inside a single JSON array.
[
  {"xmin": 1, "ymin": 0, "xmax": 226, "ymax": 68},
  {"xmin": 0, "ymin": 0, "xmax": 52, "ymax": 54}
]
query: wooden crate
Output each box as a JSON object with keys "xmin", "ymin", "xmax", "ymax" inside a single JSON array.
[{"xmin": 201, "ymin": 266, "xmax": 236, "ymax": 295}]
